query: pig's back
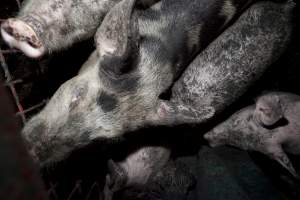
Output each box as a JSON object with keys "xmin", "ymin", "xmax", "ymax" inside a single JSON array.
[{"xmin": 137, "ymin": 0, "xmax": 252, "ymax": 96}]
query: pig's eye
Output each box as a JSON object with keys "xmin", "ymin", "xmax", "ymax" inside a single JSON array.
[{"xmin": 70, "ymin": 87, "xmax": 87, "ymax": 109}]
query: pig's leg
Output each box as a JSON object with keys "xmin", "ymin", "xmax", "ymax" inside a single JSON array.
[
  {"xmin": 266, "ymin": 145, "xmax": 299, "ymax": 179},
  {"xmin": 103, "ymin": 159, "xmax": 128, "ymax": 200},
  {"xmin": 103, "ymin": 175, "xmax": 113, "ymax": 200}
]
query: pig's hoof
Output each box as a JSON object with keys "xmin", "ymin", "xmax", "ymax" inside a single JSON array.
[{"xmin": 1, "ymin": 18, "xmax": 45, "ymax": 58}]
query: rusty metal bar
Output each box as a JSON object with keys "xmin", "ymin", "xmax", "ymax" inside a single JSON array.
[
  {"xmin": 3, "ymin": 79, "xmax": 23, "ymax": 86},
  {"xmin": 47, "ymin": 183, "xmax": 59, "ymax": 200},
  {"xmin": 84, "ymin": 182, "xmax": 102, "ymax": 200},
  {"xmin": 16, "ymin": 99, "xmax": 48, "ymax": 117},
  {"xmin": 67, "ymin": 181, "xmax": 83, "ymax": 200},
  {"xmin": 0, "ymin": 48, "xmax": 26, "ymax": 124}
]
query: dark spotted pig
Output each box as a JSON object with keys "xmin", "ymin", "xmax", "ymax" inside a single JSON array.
[
  {"xmin": 102, "ymin": 146, "xmax": 170, "ymax": 200},
  {"xmin": 104, "ymin": 157, "xmax": 195, "ymax": 200},
  {"xmin": 204, "ymin": 92, "xmax": 300, "ymax": 178},
  {"xmin": 22, "ymin": 0, "xmax": 256, "ymax": 165},
  {"xmin": 1, "ymin": 0, "xmax": 122, "ymax": 58},
  {"xmin": 0, "ymin": 0, "xmax": 163, "ymax": 58},
  {"xmin": 20, "ymin": 0, "xmax": 293, "ymax": 197},
  {"xmin": 99, "ymin": 1, "xmax": 296, "ymax": 196},
  {"xmin": 161, "ymin": 0, "xmax": 294, "ymax": 127},
  {"xmin": 0, "ymin": 0, "xmax": 252, "ymax": 59}
]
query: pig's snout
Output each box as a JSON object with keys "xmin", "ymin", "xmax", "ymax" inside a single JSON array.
[
  {"xmin": 204, "ymin": 131, "xmax": 218, "ymax": 147},
  {"xmin": 204, "ymin": 127, "xmax": 226, "ymax": 148},
  {"xmin": 1, "ymin": 18, "xmax": 45, "ymax": 58}
]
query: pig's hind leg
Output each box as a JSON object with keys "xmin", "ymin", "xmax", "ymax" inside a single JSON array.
[
  {"xmin": 265, "ymin": 145, "xmax": 299, "ymax": 179},
  {"xmin": 103, "ymin": 159, "xmax": 128, "ymax": 200}
]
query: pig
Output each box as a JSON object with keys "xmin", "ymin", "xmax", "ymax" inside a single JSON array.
[
  {"xmin": 0, "ymin": 0, "xmax": 122, "ymax": 58},
  {"xmin": 162, "ymin": 0, "xmax": 294, "ymax": 127},
  {"xmin": 20, "ymin": 0, "xmax": 293, "ymax": 197},
  {"xmin": 0, "ymin": 0, "xmax": 162, "ymax": 58},
  {"xmin": 102, "ymin": 146, "xmax": 172, "ymax": 200},
  {"xmin": 21, "ymin": 0, "xmax": 258, "ymax": 166},
  {"xmin": 204, "ymin": 92, "xmax": 300, "ymax": 178},
  {"xmin": 104, "ymin": 158, "xmax": 195, "ymax": 200},
  {"xmin": 101, "ymin": 1, "xmax": 295, "ymax": 196}
]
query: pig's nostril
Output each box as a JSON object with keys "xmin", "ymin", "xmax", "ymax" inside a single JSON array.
[
  {"xmin": 1, "ymin": 24, "xmax": 14, "ymax": 36},
  {"xmin": 1, "ymin": 18, "xmax": 45, "ymax": 58},
  {"xmin": 26, "ymin": 37, "xmax": 39, "ymax": 48}
]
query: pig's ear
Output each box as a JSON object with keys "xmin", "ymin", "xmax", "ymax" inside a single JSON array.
[
  {"xmin": 95, "ymin": 0, "xmax": 139, "ymax": 75},
  {"xmin": 253, "ymin": 94, "xmax": 284, "ymax": 127}
]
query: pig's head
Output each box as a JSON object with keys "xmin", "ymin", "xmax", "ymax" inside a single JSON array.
[
  {"xmin": 22, "ymin": 0, "xmax": 154, "ymax": 166},
  {"xmin": 204, "ymin": 93, "xmax": 287, "ymax": 148},
  {"xmin": 1, "ymin": 18, "xmax": 45, "ymax": 58},
  {"xmin": 22, "ymin": 68, "xmax": 116, "ymax": 164},
  {"xmin": 1, "ymin": 0, "xmax": 117, "ymax": 58},
  {"xmin": 253, "ymin": 93, "xmax": 284, "ymax": 127},
  {"xmin": 204, "ymin": 106, "xmax": 257, "ymax": 147}
]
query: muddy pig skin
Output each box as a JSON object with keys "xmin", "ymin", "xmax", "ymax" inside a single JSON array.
[
  {"xmin": 102, "ymin": 146, "xmax": 171, "ymax": 200},
  {"xmin": 19, "ymin": 0, "xmax": 293, "ymax": 197},
  {"xmin": 0, "ymin": 0, "xmax": 122, "ymax": 58},
  {"xmin": 204, "ymin": 92, "xmax": 300, "ymax": 178},
  {"xmin": 163, "ymin": 0, "xmax": 294, "ymax": 126},
  {"xmin": 104, "ymin": 156, "xmax": 195, "ymax": 200},
  {"xmin": 22, "ymin": 0, "xmax": 254, "ymax": 166}
]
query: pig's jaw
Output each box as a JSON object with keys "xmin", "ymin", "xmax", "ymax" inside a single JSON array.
[{"xmin": 1, "ymin": 19, "xmax": 45, "ymax": 58}]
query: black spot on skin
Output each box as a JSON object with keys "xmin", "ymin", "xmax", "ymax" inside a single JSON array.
[
  {"xmin": 101, "ymin": 55, "xmax": 137, "ymax": 76},
  {"xmin": 97, "ymin": 91, "xmax": 118, "ymax": 112},
  {"xmin": 2, "ymin": 26, "xmax": 14, "ymax": 36},
  {"xmin": 50, "ymin": 0, "xmax": 64, "ymax": 11},
  {"xmin": 71, "ymin": 0, "xmax": 81, "ymax": 8},
  {"xmin": 117, "ymin": 75, "xmax": 140, "ymax": 92},
  {"xmin": 98, "ymin": 46, "xmax": 140, "ymax": 93},
  {"xmin": 99, "ymin": 66, "xmax": 140, "ymax": 93},
  {"xmin": 50, "ymin": 3, "xmax": 58, "ymax": 11},
  {"xmin": 222, "ymin": 39, "xmax": 241, "ymax": 51},
  {"xmin": 136, "ymin": 0, "xmax": 160, "ymax": 9},
  {"xmin": 240, "ymin": 25, "xmax": 256, "ymax": 40}
]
